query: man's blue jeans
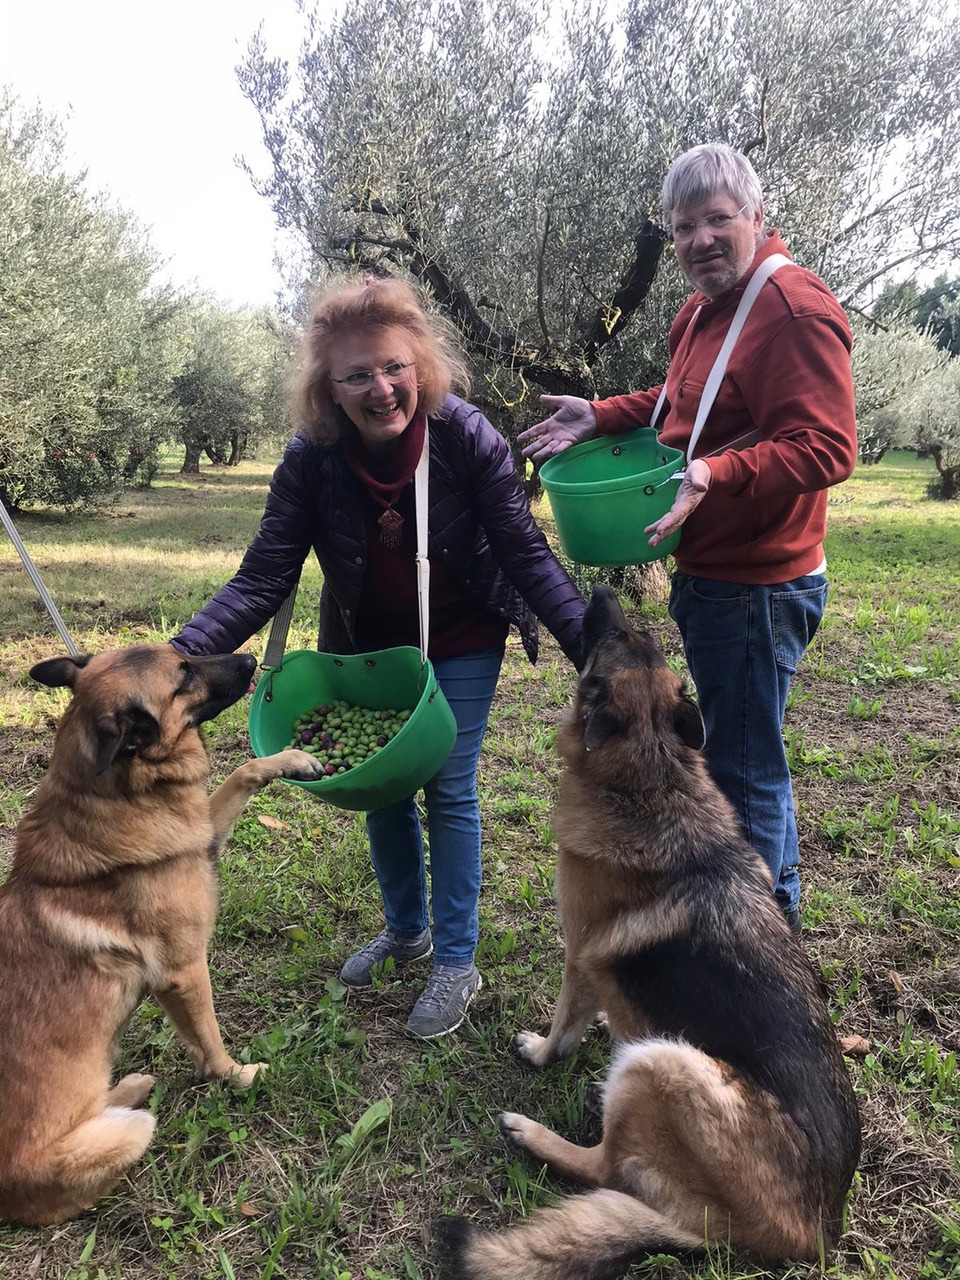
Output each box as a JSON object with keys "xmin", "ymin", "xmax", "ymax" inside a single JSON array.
[
  {"xmin": 364, "ymin": 647, "xmax": 504, "ymax": 968},
  {"xmin": 668, "ymin": 572, "xmax": 828, "ymax": 913}
]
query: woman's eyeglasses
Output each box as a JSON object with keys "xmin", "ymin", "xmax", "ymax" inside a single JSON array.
[
  {"xmin": 330, "ymin": 362, "xmax": 415, "ymax": 393},
  {"xmin": 669, "ymin": 204, "xmax": 749, "ymax": 243}
]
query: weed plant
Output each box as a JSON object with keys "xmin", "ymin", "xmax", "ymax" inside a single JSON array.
[{"xmin": 0, "ymin": 452, "xmax": 958, "ymax": 1279}]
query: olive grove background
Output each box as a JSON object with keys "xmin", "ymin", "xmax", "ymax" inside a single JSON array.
[
  {"xmin": 239, "ymin": 0, "xmax": 960, "ymax": 490},
  {"xmin": 0, "ymin": 93, "xmax": 291, "ymax": 508},
  {"xmin": 2, "ymin": 0, "xmax": 960, "ymax": 510}
]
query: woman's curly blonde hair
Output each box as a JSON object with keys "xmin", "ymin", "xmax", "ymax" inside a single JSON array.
[{"xmin": 293, "ymin": 274, "xmax": 472, "ymax": 444}]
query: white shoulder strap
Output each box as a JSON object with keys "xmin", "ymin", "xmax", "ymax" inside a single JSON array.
[
  {"xmin": 263, "ymin": 426, "xmax": 432, "ymax": 670},
  {"xmin": 414, "ymin": 426, "xmax": 430, "ymax": 664},
  {"xmin": 648, "ymin": 253, "xmax": 791, "ymax": 462},
  {"xmin": 685, "ymin": 252, "xmax": 791, "ymax": 463}
]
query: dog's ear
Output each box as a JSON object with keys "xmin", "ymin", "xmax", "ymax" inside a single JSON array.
[
  {"xmin": 580, "ymin": 674, "xmax": 627, "ymax": 751},
  {"xmin": 93, "ymin": 704, "xmax": 162, "ymax": 775},
  {"xmin": 30, "ymin": 654, "xmax": 91, "ymax": 689},
  {"xmin": 674, "ymin": 693, "xmax": 705, "ymax": 750}
]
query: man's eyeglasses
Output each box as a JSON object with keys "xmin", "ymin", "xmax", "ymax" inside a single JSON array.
[
  {"xmin": 330, "ymin": 361, "xmax": 415, "ymax": 393},
  {"xmin": 669, "ymin": 204, "xmax": 749, "ymax": 243}
]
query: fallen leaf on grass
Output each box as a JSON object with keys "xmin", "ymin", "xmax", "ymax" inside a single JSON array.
[
  {"xmin": 258, "ymin": 815, "xmax": 289, "ymax": 831},
  {"xmin": 888, "ymin": 970, "xmax": 905, "ymax": 996},
  {"xmin": 239, "ymin": 1201, "xmax": 261, "ymax": 1218},
  {"xmin": 839, "ymin": 1034, "xmax": 872, "ymax": 1057}
]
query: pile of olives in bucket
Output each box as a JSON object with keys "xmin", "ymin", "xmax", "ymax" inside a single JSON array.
[{"xmin": 287, "ymin": 698, "xmax": 411, "ymax": 776}]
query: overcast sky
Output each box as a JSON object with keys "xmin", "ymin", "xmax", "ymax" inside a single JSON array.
[{"xmin": 1, "ymin": 1, "xmax": 310, "ymax": 307}]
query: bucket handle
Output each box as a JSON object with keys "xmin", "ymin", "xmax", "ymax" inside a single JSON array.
[
  {"xmin": 418, "ymin": 657, "xmax": 441, "ymax": 701},
  {"xmin": 640, "ymin": 427, "xmax": 765, "ymax": 495},
  {"xmin": 641, "ymin": 468, "xmax": 686, "ymax": 496},
  {"xmin": 259, "ymin": 667, "xmax": 276, "ymax": 703},
  {"xmin": 258, "ymin": 579, "xmax": 300, "ymax": 699}
]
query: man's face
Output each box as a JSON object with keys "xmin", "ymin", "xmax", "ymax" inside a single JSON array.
[{"xmin": 671, "ymin": 193, "xmax": 763, "ymax": 299}]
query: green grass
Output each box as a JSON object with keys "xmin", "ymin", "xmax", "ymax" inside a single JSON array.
[{"xmin": 1, "ymin": 449, "xmax": 959, "ymax": 1279}]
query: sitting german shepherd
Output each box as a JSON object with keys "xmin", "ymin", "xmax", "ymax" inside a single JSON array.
[
  {"xmin": 0, "ymin": 644, "xmax": 323, "ymax": 1225},
  {"xmin": 440, "ymin": 585, "xmax": 860, "ymax": 1278}
]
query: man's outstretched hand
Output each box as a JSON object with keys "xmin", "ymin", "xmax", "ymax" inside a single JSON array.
[
  {"xmin": 644, "ymin": 459, "xmax": 711, "ymax": 546},
  {"xmin": 518, "ymin": 395, "xmax": 597, "ymax": 465}
]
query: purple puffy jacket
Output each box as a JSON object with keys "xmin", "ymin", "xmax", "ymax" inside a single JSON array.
[{"xmin": 172, "ymin": 396, "xmax": 585, "ymax": 667}]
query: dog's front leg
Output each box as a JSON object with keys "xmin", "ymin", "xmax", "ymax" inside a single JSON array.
[
  {"xmin": 514, "ymin": 962, "xmax": 600, "ymax": 1069},
  {"xmin": 207, "ymin": 749, "xmax": 323, "ymax": 852},
  {"xmin": 154, "ymin": 959, "xmax": 265, "ymax": 1088}
]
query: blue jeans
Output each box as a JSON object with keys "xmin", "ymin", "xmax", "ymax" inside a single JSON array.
[
  {"xmin": 668, "ymin": 572, "xmax": 828, "ymax": 913},
  {"xmin": 364, "ymin": 647, "xmax": 504, "ymax": 967}
]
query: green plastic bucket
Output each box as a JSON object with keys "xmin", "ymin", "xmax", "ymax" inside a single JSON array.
[
  {"xmin": 539, "ymin": 428, "xmax": 685, "ymax": 567},
  {"xmin": 248, "ymin": 646, "xmax": 457, "ymax": 811}
]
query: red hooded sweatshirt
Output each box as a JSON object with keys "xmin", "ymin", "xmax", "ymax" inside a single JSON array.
[{"xmin": 592, "ymin": 232, "xmax": 857, "ymax": 584}]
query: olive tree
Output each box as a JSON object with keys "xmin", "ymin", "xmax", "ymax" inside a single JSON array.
[
  {"xmin": 874, "ymin": 274, "xmax": 960, "ymax": 358},
  {"xmin": 170, "ymin": 302, "xmax": 291, "ymax": 474},
  {"xmin": 851, "ymin": 321, "xmax": 949, "ymax": 464},
  {"xmin": 239, "ymin": 0, "xmax": 960, "ymax": 422},
  {"xmin": 0, "ymin": 92, "xmax": 175, "ymax": 508},
  {"xmin": 908, "ymin": 360, "xmax": 960, "ymax": 499},
  {"xmin": 864, "ymin": 275, "xmax": 960, "ymax": 492}
]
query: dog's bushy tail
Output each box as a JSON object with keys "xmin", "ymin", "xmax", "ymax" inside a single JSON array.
[{"xmin": 435, "ymin": 1189, "xmax": 703, "ymax": 1280}]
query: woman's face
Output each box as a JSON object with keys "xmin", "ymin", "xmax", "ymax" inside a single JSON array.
[{"xmin": 328, "ymin": 326, "xmax": 419, "ymax": 454}]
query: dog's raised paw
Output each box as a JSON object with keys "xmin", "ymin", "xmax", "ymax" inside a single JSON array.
[
  {"xmin": 276, "ymin": 749, "xmax": 326, "ymax": 781},
  {"xmin": 228, "ymin": 1062, "xmax": 268, "ymax": 1089}
]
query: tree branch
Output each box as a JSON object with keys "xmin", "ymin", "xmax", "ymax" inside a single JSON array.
[
  {"xmin": 347, "ymin": 192, "xmax": 532, "ymax": 362},
  {"xmin": 842, "ymin": 241, "xmax": 960, "ymax": 305},
  {"xmin": 838, "ymin": 181, "xmax": 925, "ymax": 242},
  {"xmin": 535, "ymin": 208, "xmax": 552, "ymax": 350},
  {"xmin": 848, "ymin": 304, "xmax": 888, "ymax": 332},
  {"xmin": 742, "ymin": 77, "xmax": 769, "ymax": 157},
  {"xmin": 580, "ymin": 220, "xmax": 667, "ymax": 366},
  {"xmin": 340, "ymin": 193, "xmax": 644, "ymax": 395}
]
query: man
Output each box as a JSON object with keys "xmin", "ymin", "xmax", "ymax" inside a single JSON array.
[{"xmin": 519, "ymin": 143, "xmax": 857, "ymax": 931}]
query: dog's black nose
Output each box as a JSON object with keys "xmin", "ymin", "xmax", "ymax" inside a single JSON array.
[{"xmin": 582, "ymin": 586, "xmax": 629, "ymax": 657}]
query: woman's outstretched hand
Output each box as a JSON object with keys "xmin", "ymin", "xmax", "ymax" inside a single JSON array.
[{"xmin": 517, "ymin": 395, "xmax": 598, "ymax": 465}]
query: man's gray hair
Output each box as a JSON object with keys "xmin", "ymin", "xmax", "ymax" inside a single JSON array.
[{"xmin": 660, "ymin": 144, "xmax": 763, "ymax": 221}]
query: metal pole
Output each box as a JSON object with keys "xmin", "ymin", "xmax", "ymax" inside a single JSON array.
[{"xmin": 0, "ymin": 496, "xmax": 80, "ymax": 656}]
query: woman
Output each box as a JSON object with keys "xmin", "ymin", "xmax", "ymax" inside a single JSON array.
[{"xmin": 172, "ymin": 275, "xmax": 585, "ymax": 1039}]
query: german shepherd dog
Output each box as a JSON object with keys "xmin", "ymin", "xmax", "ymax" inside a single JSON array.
[
  {"xmin": 0, "ymin": 644, "xmax": 324, "ymax": 1225},
  {"xmin": 440, "ymin": 586, "xmax": 860, "ymax": 1278}
]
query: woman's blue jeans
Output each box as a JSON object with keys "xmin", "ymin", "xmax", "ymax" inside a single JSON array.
[
  {"xmin": 364, "ymin": 646, "xmax": 504, "ymax": 968},
  {"xmin": 668, "ymin": 572, "xmax": 828, "ymax": 913}
]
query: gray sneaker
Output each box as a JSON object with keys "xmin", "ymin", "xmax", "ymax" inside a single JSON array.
[
  {"xmin": 405, "ymin": 963, "xmax": 482, "ymax": 1039},
  {"xmin": 339, "ymin": 928, "xmax": 433, "ymax": 988}
]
